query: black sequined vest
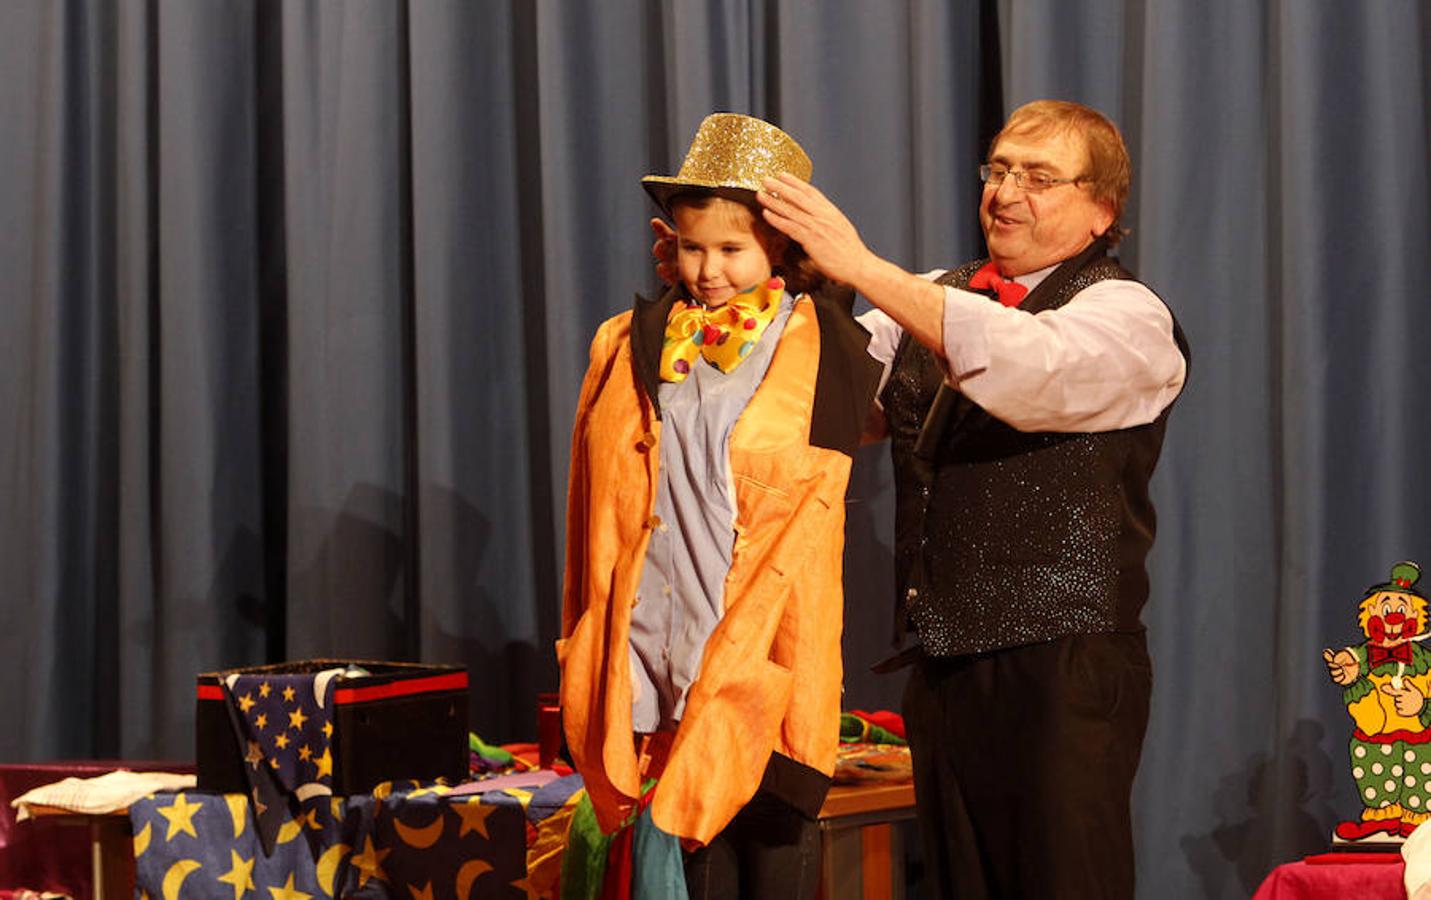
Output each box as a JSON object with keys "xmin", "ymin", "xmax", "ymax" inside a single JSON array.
[{"xmin": 881, "ymin": 241, "xmax": 1189, "ymax": 657}]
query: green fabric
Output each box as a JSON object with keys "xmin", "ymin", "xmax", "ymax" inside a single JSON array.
[
  {"xmin": 559, "ymin": 779, "xmax": 658, "ymax": 900},
  {"xmin": 469, "ymin": 731, "xmax": 515, "ymax": 767},
  {"xmin": 559, "ymin": 790, "xmax": 611, "ymax": 900},
  {"xmin": 839, "ymin": 712, "xmax": 906, "ymax": 745}
]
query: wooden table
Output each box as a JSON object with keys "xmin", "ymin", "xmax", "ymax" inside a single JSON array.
[
  {"xmin": 816, "ymin": 781, "xmax": 917, "ymax": 900},
  {"xmin": 2, "ymin": 761, "xmax": 192, "ymax": 900},
  {"xmin": 22, "ymin": 806, "xmax": 134, "ymax": 900}
]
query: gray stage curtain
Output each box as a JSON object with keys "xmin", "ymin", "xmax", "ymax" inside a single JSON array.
[{"xmin": 1, "ymin": 1, "xmax": 1427, "ymax": 896}]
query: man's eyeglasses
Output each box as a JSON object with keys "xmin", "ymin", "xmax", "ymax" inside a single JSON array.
[{"xmin": 979, "ymin": 164, "xmax": 1083, "ymax": 192}]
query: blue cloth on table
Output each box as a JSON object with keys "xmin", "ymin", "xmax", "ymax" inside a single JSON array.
[
  {"xmin": 522, "ymin": 772, "xmax": 585, "ymax": 825},
  {"xmin": 130, "ymin": 782, "xmax": 526, "ymax": 898}
]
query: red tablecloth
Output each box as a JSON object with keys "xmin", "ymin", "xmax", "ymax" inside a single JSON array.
[
  {"xmin": 0, "ymin": 760, "xmax": 193, "ymax": 900},
  {"xmin": 1253, "ymin": 853, "xmax": 1406, "ymax": 900}
]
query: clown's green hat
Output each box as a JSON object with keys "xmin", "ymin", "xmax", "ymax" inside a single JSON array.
[{"xmin": 1364, "ymin": 561, "xmax": 1423, "ymax": 598}]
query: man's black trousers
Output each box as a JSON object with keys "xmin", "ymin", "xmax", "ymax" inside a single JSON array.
[{"xmin": 903, "ymin": 631, "xmax": 1152, "ymax": 899}]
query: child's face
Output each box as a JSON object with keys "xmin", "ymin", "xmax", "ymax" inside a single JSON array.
[{"xmin": 672, "ymin": 199, "xmax": 777, "ymax": 306}]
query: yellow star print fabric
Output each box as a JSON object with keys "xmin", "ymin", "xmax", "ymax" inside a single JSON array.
[{"xmin": 129, "ymin": 782, "xmax": 532, "ymax": 897}]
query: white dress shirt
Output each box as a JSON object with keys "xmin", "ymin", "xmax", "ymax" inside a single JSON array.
[{"xmin": 859, "ymin": 263, "xmax": 1186, "ymax": 432}]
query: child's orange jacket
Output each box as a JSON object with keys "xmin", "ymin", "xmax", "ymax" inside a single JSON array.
[{"xmin": 559, "ymin": 285, "xmax": 880, "ymax": 844}]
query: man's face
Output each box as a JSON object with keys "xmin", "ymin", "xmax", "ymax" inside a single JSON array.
[{"xmin": 980, "ymin": 128, "xmax": 1115, "ymax": 276}]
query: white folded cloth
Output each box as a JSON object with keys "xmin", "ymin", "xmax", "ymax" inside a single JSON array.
[{"xmin": 11, "ymin": 769, "xmax": 197, "ymax": 821}]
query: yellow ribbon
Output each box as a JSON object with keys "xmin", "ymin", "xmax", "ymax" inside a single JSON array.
[{"xmin": 659, "ymin": 277, "xmax": 785, "ymax": 383}]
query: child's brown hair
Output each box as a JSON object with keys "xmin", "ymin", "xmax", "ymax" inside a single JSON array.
[{"xmin": 667, "ymin": 191, "xmax": 826, "ymax": 296}]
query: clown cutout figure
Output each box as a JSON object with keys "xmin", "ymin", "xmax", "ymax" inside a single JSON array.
[{"xmin": 1324, "ymin": 561, "xmax": 1431, "ymax": 841}]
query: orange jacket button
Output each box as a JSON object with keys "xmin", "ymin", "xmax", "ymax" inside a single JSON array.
[
  {"xmin": 645, "ymin": 515, "xmax": 662, "ymax": 530},
  {"xmin": 635, "ymin": 432, "xmax": 657, "ymax": 452}
]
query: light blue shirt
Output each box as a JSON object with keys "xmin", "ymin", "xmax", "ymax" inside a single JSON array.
[{"xmin": 628, "ymin": 292, "xmax": 796, "ymax": 732}]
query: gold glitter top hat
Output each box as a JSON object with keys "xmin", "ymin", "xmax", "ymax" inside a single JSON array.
[{"xmin": 643, "ymin": 113, "xmax": 812, "ymax": 214}]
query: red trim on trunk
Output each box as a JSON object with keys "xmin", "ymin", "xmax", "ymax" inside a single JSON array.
[
  {"xmin": 334, "ymin": 672, "xmax": 468, "ymax": 704},
  {"xmin": 197, "ymin": 671, "xmax": 467, "ymax": 704}
]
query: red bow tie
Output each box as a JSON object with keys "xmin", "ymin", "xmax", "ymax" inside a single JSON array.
[
  {"xmin": 1369, "ymin": 643, "xmax": 1414, "ymax": 668},
  {"xmin": 967, "ymin": 261, "xmax": 1029, "ymax": 307}
]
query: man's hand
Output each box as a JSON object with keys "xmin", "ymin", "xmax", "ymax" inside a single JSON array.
[
  {"xmin": 1324, "ymin": 647, "xmax": 1359, "ymax": 685},
  {"xmin": 1380, "ymin": 677, "xmax": 1426, "ymax": 716},
  {"xmin": 760, "ymin": 171, "xmax": 948, "ymax": 356},
  {"xmin": 650, "ymin": 218, "xmax": 678, "ymax": 285},
  {"xmin": 758, "ymin": 172, "xmax": 876, "ymax": 286}
]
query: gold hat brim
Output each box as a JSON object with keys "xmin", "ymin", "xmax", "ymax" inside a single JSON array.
[
  {"xmin": 642, "ymin": 113, "xmax": 811, "ymax": 214},
  {"xmin": 641, "ymin": 177, "xmax": 765, "ymax": 216}
]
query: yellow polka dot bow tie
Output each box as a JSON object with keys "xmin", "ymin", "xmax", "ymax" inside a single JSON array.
[{"xmin": 659, "ymin": 277, "xmax": 785, "ymax": 383}]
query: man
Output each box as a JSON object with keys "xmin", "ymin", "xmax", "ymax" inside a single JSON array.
[{"xmin": 756, "ymin": 100, "xmax": 1188, "ymax": 898}]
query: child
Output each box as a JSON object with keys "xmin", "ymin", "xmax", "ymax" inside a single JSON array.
[{"xmin": 559, "ymin": 113, "xmax": 880, "ymax": 898}]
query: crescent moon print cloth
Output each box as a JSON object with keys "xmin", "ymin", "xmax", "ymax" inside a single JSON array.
[{"xmin": 129, "ymin": 781, "xmax": 528, "ymax": 899}]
